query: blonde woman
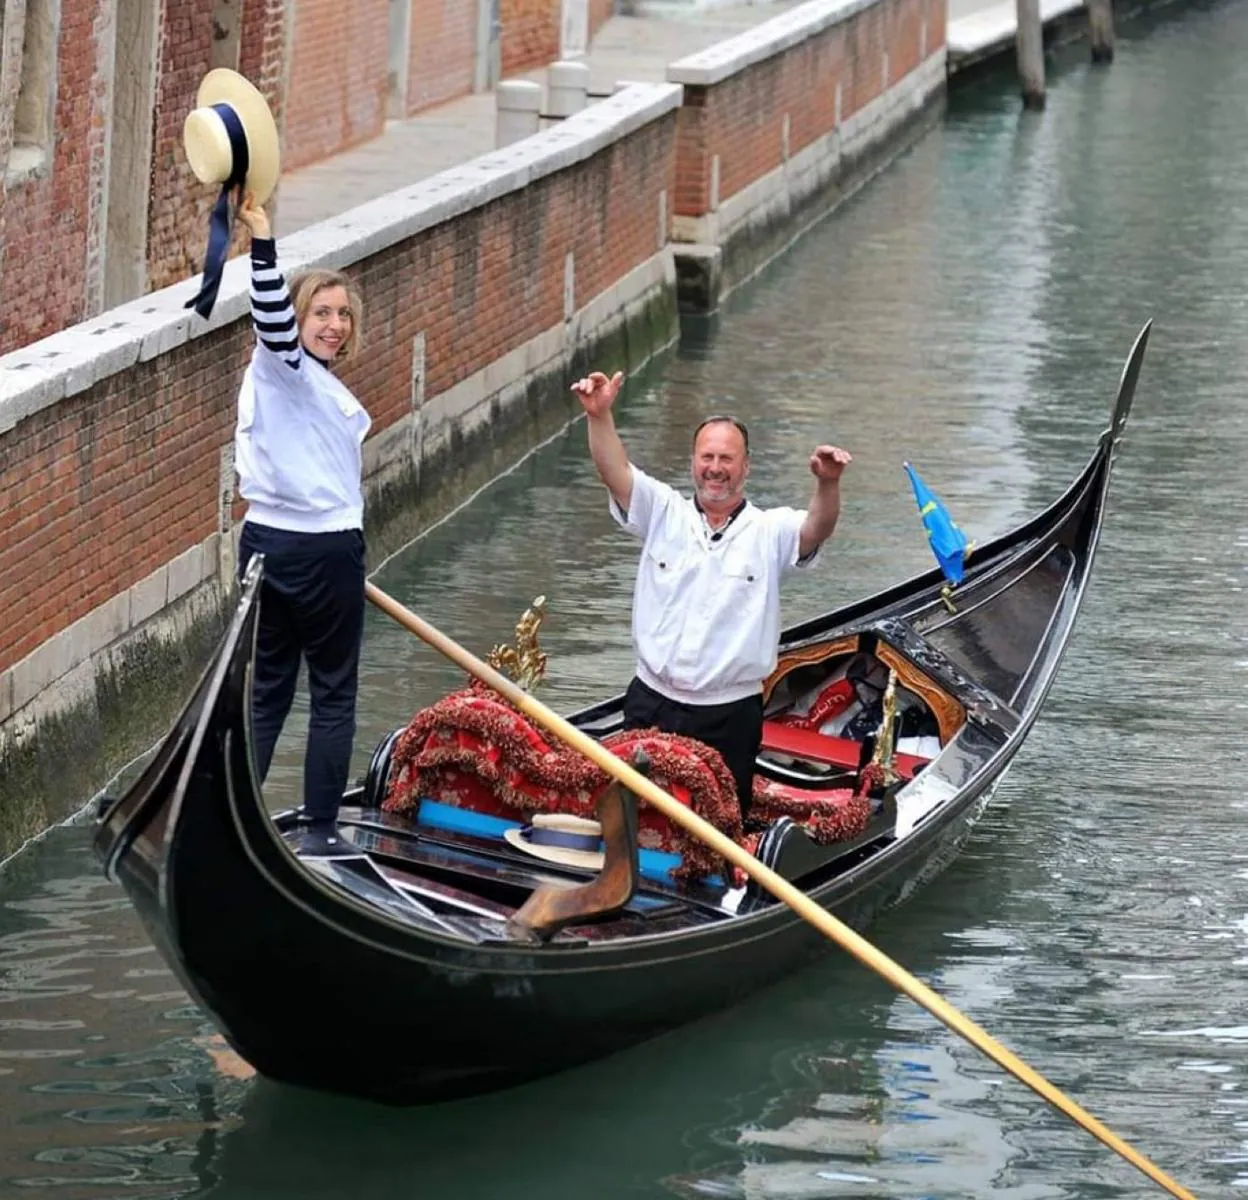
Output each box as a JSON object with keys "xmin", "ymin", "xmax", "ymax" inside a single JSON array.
[{"xmin": 235, "ymin": 193, "xmax": 371, "ymax": 857}]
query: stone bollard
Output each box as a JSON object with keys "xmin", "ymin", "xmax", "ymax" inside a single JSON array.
[
  {"xmin": 496, "ymin": 80, "xmax": 542, "ymax": 148},
  {"xmin": 546, "ymin": 61, "xmax": 591, "ymax": 121}
]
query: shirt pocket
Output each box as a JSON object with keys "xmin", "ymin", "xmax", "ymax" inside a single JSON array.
[
  {"xmin": 721, "ymin": 544, "xmax": 763, "ymax": 586},
  {"xmin": 643, "ymin": 540, "xmax": 687, "ymax": 595}
]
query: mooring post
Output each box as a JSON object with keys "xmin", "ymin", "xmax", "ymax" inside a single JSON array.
[
  {"xmin": 1087, "ymin": 0, "xmax": 1115, "ymax": 63},
  {"xmin": 1016, "ymin": 0, "xmax": 1046, "ymax": 110}
]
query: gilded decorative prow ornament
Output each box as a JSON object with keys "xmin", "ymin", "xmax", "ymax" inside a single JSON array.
[
  {"xmin": 486, "ymin": 595, "xmax": 549, "ymax": 692},
  {"xmin": 868, "ymin": 669, "xmax": 901, "ymax": 788}
]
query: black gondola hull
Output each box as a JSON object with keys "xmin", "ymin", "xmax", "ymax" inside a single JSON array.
[{"xmin": 96, "ymin": 324, "xmax": 1152, "ymax": 1106}]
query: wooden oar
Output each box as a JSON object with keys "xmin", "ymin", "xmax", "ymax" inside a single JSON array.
[{"xmin": 365, "ymin": 581, "xmax": 1196, "ymax": 1200}]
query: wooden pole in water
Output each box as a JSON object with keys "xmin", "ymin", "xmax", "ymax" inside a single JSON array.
[
  {"xmin": 1087, "ymin": 0, "xmax": 1115, "ymax": 63},
  {"xmin": 1016, "ymin": 0, "xmax": 1046, "ymax": 110}
]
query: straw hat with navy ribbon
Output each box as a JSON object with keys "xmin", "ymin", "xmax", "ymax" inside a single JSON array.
[
  {"xmin": 182, "ymin": 68, "xmax": 280, "ymax": 319},
  {"xmin": 503, "ymin": 813, "xmax": 606, "ymax": 870}
]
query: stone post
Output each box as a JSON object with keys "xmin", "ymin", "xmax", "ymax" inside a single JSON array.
[
  {"xmin": 496, "ymin": 80, "xmax": 542, "ymax": 147},
  {"xmin": 1016, "ymin": 0, "xmax": 1046, "ymax": 110},
  {"xmin": 546, "ymin": 60, "xmax": 590, "ymax": 122},
  {"xmin": 1087, "ymin": 0, "xmax": 1115, "ymax": 63}
]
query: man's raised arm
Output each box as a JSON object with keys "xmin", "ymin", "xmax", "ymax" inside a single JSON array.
[
  {"xmin": 571, "ymin": 370, "xmax": 633, "ymax": 512},
  {"xmin": 798, "ymin": 444, "xmax": 853, "ymax": 561}
]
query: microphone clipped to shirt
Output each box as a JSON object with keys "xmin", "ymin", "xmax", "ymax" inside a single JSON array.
[{"xmin": 698, "ymin": 496, "xmax": 748, "ymax": 544}]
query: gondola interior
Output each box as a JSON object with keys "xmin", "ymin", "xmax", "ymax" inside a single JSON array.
[{"xmin": 284, "ymin": 614, "xmax": 977, "ymax": 947}]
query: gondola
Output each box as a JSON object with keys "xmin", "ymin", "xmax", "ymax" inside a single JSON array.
[{"xmin": 94, "ymin": 323, "xmax": 1151, "ymax": 1107}]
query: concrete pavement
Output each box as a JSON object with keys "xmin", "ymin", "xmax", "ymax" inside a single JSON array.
[{"xmin": 947, "ymin": 0, "xmax": 1086, "ymax": 72}]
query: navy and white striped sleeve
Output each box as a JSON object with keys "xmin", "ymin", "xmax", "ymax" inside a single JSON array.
[{"xmin": 249, "ymin": 237, "xmax": 301, "ymax": 370}]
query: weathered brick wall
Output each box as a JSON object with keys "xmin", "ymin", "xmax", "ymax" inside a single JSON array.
[
  {"xmin": 282, "ymin": 0, "xmax": 389, "ymax": 171},
  {"xmin": 351, "ymin": 126, "xmax": 676, "ymax": 442},
  {"xmin": 501, "ymin": 0, "xmax": 559, "ymax": 75},
  {"xmin": 239, "ymin": 0, "xmax": 288, "ymax": 121},
  {"xmin": 673, "ymin": 0, "xmax": 944, "ymax": 218},
  {"xmin": 406, "ymin": 0, "xmax": 477, "ymax": 115},
  {"xmin": 148, "ymin": 0, "xmax": 227, "ymax": 293},
  {"xmin": 0, "ymin": 0, "xmax": 110, "ymax": 353},
  {"xmin": 0, "ymin": 337, "xmax": 247, "ymax": 668},
  {"xmin": 0, "ymin": 105, "xmax": 678, "ymax": 677}
]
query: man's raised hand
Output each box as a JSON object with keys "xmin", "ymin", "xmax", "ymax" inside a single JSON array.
[
  {"xmin": 810, "ymin": 445, "xmax": 852, "ymax": 481},
  {"xmin": 571, "ymin": 370, "xmax": 624, "ymax": 418}
]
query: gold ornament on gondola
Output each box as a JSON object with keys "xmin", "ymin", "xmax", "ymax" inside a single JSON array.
[
  {"xmin": 486, "ymin": 596, "xmax": 549, "ymax": 692},
  {"xmin": 869, "ymin": 668, "xmax": 901, "ymax": 787}
]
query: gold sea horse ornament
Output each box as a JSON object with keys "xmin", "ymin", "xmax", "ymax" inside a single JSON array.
[{"xmin": 485, "ymin": 595, "xmax": 549, "ymax": 692}]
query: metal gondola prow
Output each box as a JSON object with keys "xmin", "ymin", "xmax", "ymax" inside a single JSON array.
[{"xmin": 1106, "ymin": 319, "xmax": 1153, "ymax": 449}]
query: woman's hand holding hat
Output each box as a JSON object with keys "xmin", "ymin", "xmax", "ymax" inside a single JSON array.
[{"xmin": 236, "ymin": 191, "xmax": 271, "ymax": 241}]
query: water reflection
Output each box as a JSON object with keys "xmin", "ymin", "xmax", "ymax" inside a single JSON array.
[{"xmin": 0, "ymin": 832, "xmax": 247, "ymax": 1197}]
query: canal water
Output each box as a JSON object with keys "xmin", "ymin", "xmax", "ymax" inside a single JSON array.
[{"xmin": 4, "ymin": 2, "xmax": 1248, "ymax": 1195}]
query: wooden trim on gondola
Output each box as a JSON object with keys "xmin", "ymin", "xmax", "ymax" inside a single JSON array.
[
  {"xmin": 763, "ymin": 635, "xmax": 860, "ymax": 702},
  {"xmin": 875, "ymin": 643, "xmax": 966, "ymax": 745}
]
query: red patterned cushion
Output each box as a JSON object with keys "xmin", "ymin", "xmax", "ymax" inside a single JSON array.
[{"xmin": 383, "ymin": 680, "xmax": 873, "ymax": 881}]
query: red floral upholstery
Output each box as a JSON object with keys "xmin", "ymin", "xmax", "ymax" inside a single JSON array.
[{"xmin": 383, "ymin": 680, "xmax": 873, "ymax": 881}]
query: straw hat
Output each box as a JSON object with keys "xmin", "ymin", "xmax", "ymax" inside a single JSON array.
[
  {"xmin": 503, "ymin": 813, "xmax": 605, "ymax": 870},
  {"xmin": 183, "ymin": 68, "xmax": 280, "ymax": 205}
]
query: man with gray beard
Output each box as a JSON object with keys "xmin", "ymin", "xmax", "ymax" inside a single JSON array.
[{"xmin": 571, "ymin": 369, "xmax": 851, "ymax": 817}]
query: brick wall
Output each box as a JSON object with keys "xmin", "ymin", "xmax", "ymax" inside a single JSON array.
[
  {"xmin": 673, "ymin": 0, "xmax": 944, "ymax": 219},
  {"xmin": 0, "ymin": 338, "xmax": 247, "ymax": 668},
  {"xmin": 239, "ymin": 0, "xmax": 288, "ymax": 122},
  {"xmin": 0, "ymin": 101, "xmax": 678, "ymax": 677},
  {"xmin": 282, "ymin": 0, "xmax": 389, "ymax": 171},
  {"xmin": 0, "ymin": 0, "xmax": 111, "ymax": 354},
  {"xmin": 405, "ymin": 0, "xmax": 477, "ymax": 115},
  {"xmin": 147, "ymin": 0, "xmax": 220, "ymax": 292},
  {"xmin": 501, "ymin": 0, "xmax": 559, "ymax": 76}
]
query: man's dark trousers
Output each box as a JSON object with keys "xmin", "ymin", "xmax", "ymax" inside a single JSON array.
[{"xmin": 621, "ymin": 676, "xmax": 763, "ymax": 817}]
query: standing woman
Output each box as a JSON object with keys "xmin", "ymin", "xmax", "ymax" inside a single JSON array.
[{"xmin": 234, "ymin": 193, "xmax": 371, "ymax": 856}]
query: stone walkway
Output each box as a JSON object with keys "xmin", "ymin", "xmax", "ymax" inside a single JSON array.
[{"xmin": 947, "ymin": 0, "xmax": 1086, "ymax": 68}]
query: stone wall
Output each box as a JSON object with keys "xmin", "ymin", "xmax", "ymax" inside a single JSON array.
[{"xmin": 668, "ymin": 0, "xmax": 947, "ymax": 310}]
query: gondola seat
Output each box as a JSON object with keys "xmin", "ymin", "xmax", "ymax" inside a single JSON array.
[
  {"xmin": 759, "ymin": 720, "xmax": 929, "ymax": 780},
  {"xmin": 377, "ymin": 682, "xmax": 746, "ymax": 880},
  {"xmin": 740, "ymin": 789, "xmax": 895, "ymax": 910}
]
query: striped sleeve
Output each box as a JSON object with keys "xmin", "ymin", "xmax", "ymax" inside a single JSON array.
[{"xmin": 249, "ymin": 238, "xmax": 301, "ymax": 370}]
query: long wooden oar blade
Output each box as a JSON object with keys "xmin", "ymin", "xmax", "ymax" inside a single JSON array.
[{"xmin": 364, "ymin": 582, "xmax": 1196, "ymax": 1200}]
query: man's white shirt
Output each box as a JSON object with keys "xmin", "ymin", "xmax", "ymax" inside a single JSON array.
[{"xmin": 610, "ymin": 465, "xmax": 818, "ymax": 705}]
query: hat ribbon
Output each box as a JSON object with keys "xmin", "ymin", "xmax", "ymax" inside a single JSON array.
[
  {"xmin": 520, "ymin": 825, "xmax": 603, "ymax": 853},
  {"xmin": 185, "ymin": 103, "xmax": 250, "ymax": 320}
]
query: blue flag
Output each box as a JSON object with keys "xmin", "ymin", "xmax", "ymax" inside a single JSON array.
[{"xmin": 903, "ymin": 462, "xmax": 970, "ymax": 585}]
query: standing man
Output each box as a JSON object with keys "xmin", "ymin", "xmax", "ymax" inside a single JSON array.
[{"xmin": 571, "ymin": 369, "xmax": 851, "ymax": 817}]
